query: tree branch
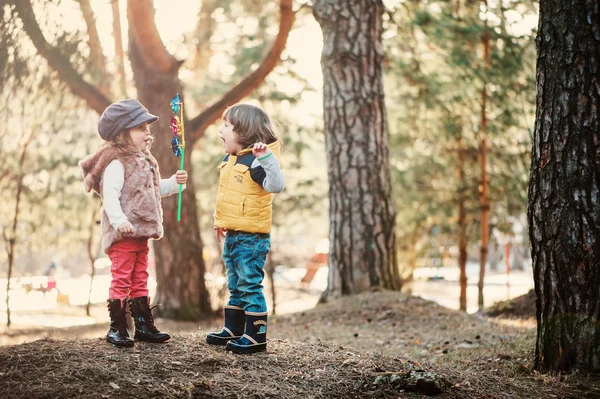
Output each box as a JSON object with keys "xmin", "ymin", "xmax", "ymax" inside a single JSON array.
[
  {"xmin": 13, "ymin": 0, "xmax": 111, "ymax": 115},
  {"xmin": 76, "ymin": 0, "xmax": 111, "ymax": 97},
  {"xmin": 189, "ymin": 0, "xmax": 217, "ymax": 78},
  {"xmin": 126, "ymin": 0, "xmax": 179, "ymax": 73},
  {"xmin": 188, "ymin": 0, "xmax": 295, "ymax": 140},
  {"xmin": 111, "ymin": 0, "xmax": 128, "ymax": 97}
]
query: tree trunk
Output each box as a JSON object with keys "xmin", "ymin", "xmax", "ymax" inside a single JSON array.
[
  {"xmin": 457, "ymin": 134, "xmax": 468, "ymax": 312},
  {"xmin": 128, "ymin": 35, "xmax": 211, "ymax": 319},
  {"xmin": 477, "ymin": 0, "xmax": 491, "ymax": 312},
  {"xmin": 2, "ymin": 133, "xmax": 33, "ymax": 326},
  {"xmin": 86, "ymin": 206, "xmax": 96, "ymax": 317},
  {"xmin": 3, "ymin": 230, "xmax": 14, "ymax": 327},
  {"xmin": 529, "ymin": 2, "xmax": 600, "ymax": 372},
  {"xmin": 314, "ymin": 0, "xmax": 400, "ymax": 301}
]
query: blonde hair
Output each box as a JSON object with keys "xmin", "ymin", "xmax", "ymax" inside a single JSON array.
[
  {"xmin": 222, "ymin": 104, "xmax": 279, "ymax": 149},
  {"xmin": 102, "ymin": 123, "xmax": 154, "ymax": 155}
]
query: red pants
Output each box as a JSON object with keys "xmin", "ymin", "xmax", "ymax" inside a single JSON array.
[{"xmin": 107, "ymin": 237, "xmax": 150, "ymax": 300}]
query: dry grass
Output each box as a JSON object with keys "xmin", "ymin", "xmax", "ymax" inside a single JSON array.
[
  {"xmin": 0, "ymin": 335, "xmax": 441, "ymax": 398},
  {"xmin": 269, "ymin": 291, "xmax": 600, "ymax": 398},
  {"xmin": 1, "ymin": 291, "xmax": 600, "ymax": 398}
]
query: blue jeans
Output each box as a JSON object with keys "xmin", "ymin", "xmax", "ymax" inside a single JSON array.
[{"xmin": 223, "ymin": 231, "xmax": 270, "ymax": 313}]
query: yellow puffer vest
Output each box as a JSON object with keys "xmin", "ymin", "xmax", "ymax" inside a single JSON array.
[{"xmin": 215, "ymin": 141, "xmax": 281, "ymax": 234}]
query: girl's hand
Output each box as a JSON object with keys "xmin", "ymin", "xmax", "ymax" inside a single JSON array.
[
  {"xmin": 214, "ymin": 226, "xmax": 227, "ymax": 243},
  {"xmin": 118, "ymin": 221, "xmax": 135, "ymax": 235},
  {"xmin": 175, "ymin": 170, "xmax": 188, "ymax": 184},
  {"xmin": 252, "ymin": 142, "xmax": 271, "ymax": 158}
]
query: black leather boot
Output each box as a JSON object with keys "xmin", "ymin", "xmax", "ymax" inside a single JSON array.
[
  {"xmin": 106, "ymin": 299, "xmax": 134, "ymax": 348},
  {"xmin": 129, "ymin": 296, "xmax": 170, "ymax": 343},
  {"xmin": 206, "ymin": 305, "xmax": 245, "ymax": 345},
  {"xmin": 226, "ymin": 311, "xmax": 267, "ymax": 354}
]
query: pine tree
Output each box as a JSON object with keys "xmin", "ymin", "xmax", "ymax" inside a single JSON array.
[
  {"xmin": 314, "ymin": 0, "xmax": 401, "ymax": 299},
  {"xmin": 529, "ymin": 1, "xmax": 600, "ymax": 372}
]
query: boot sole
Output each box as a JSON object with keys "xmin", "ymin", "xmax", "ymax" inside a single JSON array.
[
  {"xmin": 206, "ymin": 335, "xmax": 241, "ymax": 346},
  {"xmin": 106, "ymin": 338, "xmax": 134, "ymax": 348},
  {"xmin": 135, "ymin": 337, "xmax": 170, "ymax": 343},
  {"xmin": 226, "ymin": 344, "xmax": 267, "ymax": 354}
]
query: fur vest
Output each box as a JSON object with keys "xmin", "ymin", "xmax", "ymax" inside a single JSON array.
[{"xmin": 79, "ymin": 146, "xmax": 163, "ymax": 253}]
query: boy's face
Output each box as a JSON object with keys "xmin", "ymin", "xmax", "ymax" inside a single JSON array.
[
  {"xmin": 219, "ymin": 118, "xmax": 243, "ymax": 155},
  {"xmin": 129, "ymin": 123, "xmax": 151, "ymax": 151}
]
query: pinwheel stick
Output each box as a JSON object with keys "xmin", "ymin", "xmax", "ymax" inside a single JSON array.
[{"xmin": 177, "ymin": 101, "xmax": 185, "ymax": 222}]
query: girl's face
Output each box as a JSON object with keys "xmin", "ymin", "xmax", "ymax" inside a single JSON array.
[
  {"xmin": 129, "ymin": 123, "xmax": 151, "ymax": 151},
  {"xmin": 219, "ymin": 119, "xmax": 243, "ymax": 155}
]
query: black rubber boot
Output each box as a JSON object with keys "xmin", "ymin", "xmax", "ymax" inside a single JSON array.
[
  {"xmin": 106, "ymin": 299, "xmax": 134, "ymax": 348},
  {"xmin": 226, "ymin": 311, "xmax": 267, "ymax": 354},
  {"xmin": 129, "ymin": 296, "xmax": 170, "ymax": 343},
  {"xmin": 206, "ymin": 305, "xmax": 245, "ymax": 345}
]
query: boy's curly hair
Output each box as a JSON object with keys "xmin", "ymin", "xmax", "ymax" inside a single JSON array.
[{"xmin": 222, "ymin": 104, "xmax": 279, "ymax": 149}]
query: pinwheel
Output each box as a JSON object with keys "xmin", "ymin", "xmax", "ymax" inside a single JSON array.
[{"xmin": 170, "ymin": 93, "xmax": 185, "ymax": 221}]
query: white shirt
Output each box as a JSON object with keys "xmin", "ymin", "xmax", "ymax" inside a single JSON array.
[{"xmin": 102, "ymin": 159, "xmax": 185, "ymax": 230}]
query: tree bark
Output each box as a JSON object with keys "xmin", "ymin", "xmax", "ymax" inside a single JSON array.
[
  {"xmin": 457, "ymin": 134, "xmax": 468, "ymax": 312},
  {"xmin": 77, "ymin": 0, "xmax": 111, "ymax": 97},
  {"xmin": 127, "ymin": 26, "xmax": 211, "ymax": 317},
  {"xmin": 529, "ymin": 1, "xmax": 600, "ymax": 372},
  {"xmin": 126, "ymin": 0, "xmax": 179, "ymax": 73},
  {"xmin": 477, "ymin": 0, "xmax": 490, "ymax": 312},
  {"xmin": 314, "ymin": 0, "xmax": 400, "ymax": 300},
  {"xmin": 2, "ymin": 132, "xmax": 33, "ymax": 327},
  {"xmin": 111, "ymin": 0, "xmax": 128, "ymax": 97},
  {"xmin": 86, "ymin": 203, "xmax": 98, "ymax": 317}
]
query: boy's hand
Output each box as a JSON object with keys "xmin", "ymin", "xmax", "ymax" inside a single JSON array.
[
  {"xmin": 175, "ymin": 170, "xmax": 188, "ymax": 185},
  {"xmin": 118, "ymin": 221, "xmax": 135, "ymax": 235},
  {"xmin": 214, "ymin": 227, "xmax": 227, "ymax": 243},
  {"xmin": 252, "ymin": 142, "xmax": 271, "ymax": 159}
]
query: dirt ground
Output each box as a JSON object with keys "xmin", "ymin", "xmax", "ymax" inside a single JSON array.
[
  {"xmin": 1, "ymin": 290, "xmax": 600, "ymax": 398},
  {"xmin": 484, "ymin": 289, "xmax": 536, "ymax": 319}
]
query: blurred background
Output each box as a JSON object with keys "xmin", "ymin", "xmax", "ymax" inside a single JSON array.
[{"xmin": 0, "ymin": 0, "xmax": 537, "ymax": 336}]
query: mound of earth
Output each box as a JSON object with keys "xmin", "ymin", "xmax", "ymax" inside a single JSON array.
[
  {"xmin": 0, "ymin": 335, "xmax": 446, "ymax": 399},
  {"xmin": 2, "ymin": 291, "xmax": 598, "ymax": 398},
  {"xmin": 485, "ymin": 289, "xmax": 536, "ymax": 319}
]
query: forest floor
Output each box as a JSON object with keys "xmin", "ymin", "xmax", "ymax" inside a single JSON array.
[{"xmin": 1, "ymin": 290, "xmax": 600, "ymax": 398}]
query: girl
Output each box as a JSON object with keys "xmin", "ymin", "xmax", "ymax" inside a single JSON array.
[
  {"xmin": 206, "ymin": 103, "xmax": 284, "ymax": 354},
  {"xmin": 79, "ymin": 99, "xmax": 187, "ymax": 348}
]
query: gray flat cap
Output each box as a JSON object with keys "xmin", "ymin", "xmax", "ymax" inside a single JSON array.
[{"xmin": 98, "ymin": 99, "xmax": 159, "ymax": 141}]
